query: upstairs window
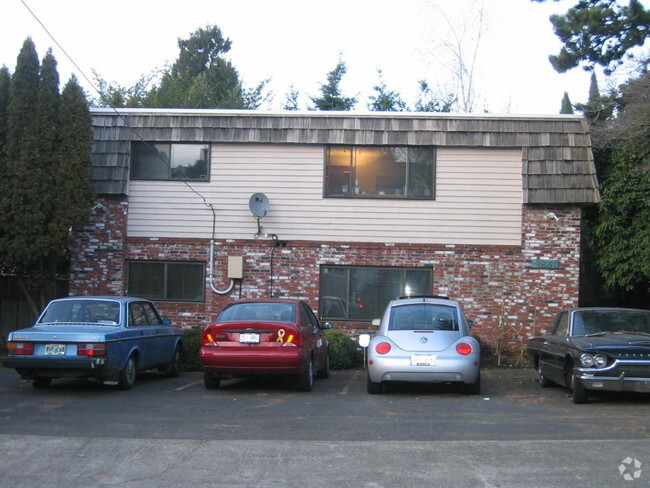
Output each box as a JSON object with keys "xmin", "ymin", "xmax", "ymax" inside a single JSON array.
[
  {"xmin": 131, "ymin": 142, "xmax": 210, "ymax": 181},
  {"xmin": 325, "ymin": 146, "xmax": 435, "ymax": 199}
]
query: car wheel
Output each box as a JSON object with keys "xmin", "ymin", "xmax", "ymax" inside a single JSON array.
[
  {"xmin": 118, "ymin": 355, "xmax": 137, "ymax": 390},
  {"xmin": 537, "ymin": 362, "xmax": 551, "ymax": 388},
  {"xmin": 571, "ymin": 373, "xmax": 589, "ymax": 404},
  {"xmin": 296, "ymin": 358, "xmax": 314, "ymax": 392},
  {"xmin": 33, "ymin": 376, "xmax": 52, "ymax": 389},
  {"xmin": 316, "ymin": 353, "xmax": 330, "ymax": 379},
  {"xmin": 203, "ymin": 371, "xmax": 221, "ymax": 389},
  {"xmin": 463, "ymin": 369, "xmax": 481, "ymax": 395},
  {"xmin": 165, "ymin": 346, "xmax": 182, "ymax": 378},
  {"xmin": 367, "ymin": 372, "xmax": 383, "ymax": 394}
]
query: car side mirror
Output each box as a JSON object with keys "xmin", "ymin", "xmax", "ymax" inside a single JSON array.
[
  {"xmin": 371, "ymin": 318, "xmax": 380, "ymax": 327},
  {"xmin": 319, "ymin": 322, "xmax": 334, "ymax": 330},
  {"xmin": 162, "ymin": 318, "xmax": 172, "ymax": 326},
  {"xmin": 467, "ymin": 319, "xmax": 474, "ymax": 329}
]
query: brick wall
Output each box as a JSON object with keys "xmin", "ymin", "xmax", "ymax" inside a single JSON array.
[{"xmin": 70, "ymin": 197, "xmax": 581, "ymax": 355}]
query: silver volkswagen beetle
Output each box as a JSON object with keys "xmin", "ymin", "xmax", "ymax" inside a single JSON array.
[{"xmin": 366, "ymin": 296, "xmax": 480, "ymax": 394}]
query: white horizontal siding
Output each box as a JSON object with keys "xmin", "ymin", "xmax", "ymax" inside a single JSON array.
[{"xmin": 127, "ymin": 144, "xmax": 523, "ymax": 245}]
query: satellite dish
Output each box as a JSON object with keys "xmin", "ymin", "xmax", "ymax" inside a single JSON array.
[{"xmin": 249, "ymin": 193, "xmax": 270, "ymax": 218}]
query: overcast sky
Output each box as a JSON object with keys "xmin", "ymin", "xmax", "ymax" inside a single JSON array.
[{"xmin": 1, "ymin": 0, "xmax": 602, "ymax": 114}]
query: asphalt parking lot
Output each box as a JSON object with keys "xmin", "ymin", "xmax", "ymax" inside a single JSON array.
[{"xmin": 1, "ymin": 365, "xmax": 649, "ymax": 487}]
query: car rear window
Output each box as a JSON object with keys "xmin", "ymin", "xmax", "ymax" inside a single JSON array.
[
  {"xmin": 39, "ymin": 300, "xmax": 120, "ymax": 325},
  {"xmin": 218, "ymin": 303, "xmax": 296, "ymax": 323},
  {"xmin": 389, "ymin": 304, "xmax": 459, "ymax": 331}
]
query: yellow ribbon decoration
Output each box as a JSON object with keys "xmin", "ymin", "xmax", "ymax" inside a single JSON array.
[{"xmin": 276, "ymin": 329, "xmax": 285, "ymax": 342}]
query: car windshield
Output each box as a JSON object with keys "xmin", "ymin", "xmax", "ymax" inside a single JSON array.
[
  {"xmin": 572, "ymin": 310, "xmax": 650, "ymax": 336},
  {"xmin": 389, "ymin": 304, "xmax": 459, "ymax": 331},
  {"xmin": 38, "ymin": 300, "xmax": 121, "ymax": 325},
  {"xmin": 218, "ymin": 302, "xmax": 296, "ymax": 322}
]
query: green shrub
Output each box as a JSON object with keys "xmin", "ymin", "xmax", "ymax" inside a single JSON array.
[
  {"xmin": 181, "ymin": 327, "xmax": 203, "ymax": 372},
  {"xmin": 325, "ymin": 329, "xmax": 363, "ymax": 369}
]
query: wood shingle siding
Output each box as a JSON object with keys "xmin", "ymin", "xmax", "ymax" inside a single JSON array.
[{"xmin": 90, "ymin": 109, "xmax": 600, "ymax": 205}]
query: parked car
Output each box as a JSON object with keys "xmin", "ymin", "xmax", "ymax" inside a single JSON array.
[
  {"xmin": 1, "ymin": 296, "xmax": 184, "ymax": 390},
  {"xmin": 200, "ymin": 299, "xmax": 332, "ymax": 391},
  {"xmin": 366, "ymin": 296, "xmax": 480, "ymax": 394},
  {"xmin": 527, "ymin": 307, "xmax": 650, "ymax": 404}
]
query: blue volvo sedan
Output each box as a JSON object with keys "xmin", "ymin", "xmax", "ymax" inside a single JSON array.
[{"xmin": 1, "ymin": 296, "xmax": 185, "ymax": 390}]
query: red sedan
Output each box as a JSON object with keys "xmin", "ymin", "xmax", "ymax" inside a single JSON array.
[{"xmin": 200, "ymin": 299, "xmax": 332, "ymax": 391}]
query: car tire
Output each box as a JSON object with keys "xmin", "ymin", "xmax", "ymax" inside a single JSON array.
[
  {"xmin": 537, "ymin": 363, "xmax": 551, "ymax": 388},
  {"xmin": 165, "ymin": 346, "xmax": 182, "ymax": 378},
  {"xmin": 316, "ymin": 353, "xmax": 330, "ymax": 379},
  {"xmin": 296, "ymin": 358, "xmax": 314, "ymax": 392},
  {"xmin": 33, "ymin": 376, "xmax": 52, "ymax": 389},
  {"xmin": 203, "ymin": 371, "xmax": 221, "ymax": 389},
  {"xmin": 367, "ymin": 372, "xmax": 383, "ymax": 394},
  {"xmin": 463, "ymin": 369, "xmax": 481, "ymax": 395},
  {"xmin": 118, "ymin": 355, "xmax": 137, "ymax": 390},
  {"xmin": 571, "ymin": 373, "xmax": 589, "ymax": 404}
]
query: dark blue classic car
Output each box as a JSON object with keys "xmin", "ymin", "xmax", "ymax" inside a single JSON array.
[
  {"xmin": 527, "ymin": 307, "xmax": 650, "ymax": 403},
  {"xmin": 1, "ymin": 296, "xmax": 185, "ymax": 390}
]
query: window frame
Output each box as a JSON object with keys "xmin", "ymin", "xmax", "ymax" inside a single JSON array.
[
  {"xmin": 319, "ymin": 265, "xmax": 433, "ymax": 322},
  {"xmin": 126, "ymin": 261, "xmax": 205, "ymax": 303},
  {"xmin": 323, "ymin": 145, "xmax": 436, "ymax": 200},
  {"xmin": 130, "ymin": 141, "xmax": 211, "ymax": 182}
]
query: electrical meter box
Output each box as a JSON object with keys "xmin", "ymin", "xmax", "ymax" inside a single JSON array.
[{"xmin": 227, "ymin": 256, "xmax": 244, "ymax": 279}]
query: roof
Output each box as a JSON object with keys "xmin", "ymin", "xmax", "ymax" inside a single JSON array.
[{"xmin": 90, "ymin": 108, "xmax": 600, "ymax": 205}]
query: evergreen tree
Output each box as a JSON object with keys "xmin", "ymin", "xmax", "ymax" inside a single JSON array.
[
  {"xmin": 367, "ymin": 70, "xmax": 406, "ymax": 112},
  {"xmin": 535, "ymin": 0, "xmax": 650, "ymax": 74},
  {"xmin": 146, "ymin": 25, "xmax": 252, "ymax": 109},
  {"xmin": 0, "ymin": 66, "xmax": 10, "ymax": 153},
  {"xmin": 414, "ymin": 80, "xmax": 455, "ymax": 112},
  {"xmin": 283, "ymin": 86, "xmax": 300, "ymax": 111},
  {"xmin": 0, "ymin": 39, "xmax": 94, "ymax": 311},
  {"xmin": 310, "ymin": 58, "xmax": 357, "ymax": 111},
  {"xmin": 560, "ymin": 92, "xmax": 574, "ymax": 114},
  {"xmin": 49, "ymin": 76, "xmax": 95, "ymax": 270}
]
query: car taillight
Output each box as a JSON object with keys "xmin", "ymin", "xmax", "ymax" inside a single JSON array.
[
  {"xmin": 77, "ymin": 343, "xmax": 107, "ymax": 356},
  {"xmin": 375, "ymin": 342, "xmax": 391, "ymax": 354},
  {"xmin": 7, "ymin": 342, "xmax": 34, "ymax": 355},
  {"xmin": 456, "ymin": 343, "xmax": 472, "ymax": 355}
]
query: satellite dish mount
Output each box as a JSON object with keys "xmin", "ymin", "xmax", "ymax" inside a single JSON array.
[{"xmin": 249, "ymin": 193, "xmax": 276, "ymax": 240}]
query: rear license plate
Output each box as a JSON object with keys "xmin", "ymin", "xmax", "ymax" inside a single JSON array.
[
  {"xmin": 411, "ymin": 354, "xmax": 437, "ymax": 366},
  {"xmin": 45, "ymin": 344, "xmax": 66, "ymax": 356},
  {"xmin": 240, "ymin": 333, "xmax": 260, "ymax": 344}
]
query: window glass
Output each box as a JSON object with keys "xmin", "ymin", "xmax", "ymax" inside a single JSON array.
[
  {"xmin": 129, "ymin": 303, "xmax": 148, "ymax": 327},
  {"xmin": 389, "ymin": 304, "xmax": 459, "ymax": 331},
  {"xmin": 300, "ymin": 304, "xmax": 318, "ymax": 329},
  {"xmin": 142, "ymin": 302, "xmax": 162, "ymax": 325},
  {"xmin": 131, "ymin": 142, "xmax": 209, "ymax": 181},
  {"xmin": 218, "ymin": 302, "xmax": 296, "ymax": 322},
  {"xmin": 554, "ymin": 312, "xmax": 569, "ymax": 336},
  {"xmin": 325, "ymin": 146, "xmax": 434, "ymax": 199},
  {"xmin": 320, "ymin": 266, "xmax": 433, "ymax": 321},
  {"xmin": 127, "ymin": 262, "xmax": 205, "ymax": 302}
]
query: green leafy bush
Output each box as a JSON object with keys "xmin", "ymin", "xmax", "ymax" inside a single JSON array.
[
  {"xmin": 181, "ymin": 327, "xmax": 203, "ymax": 372},
  {"xmin": 325, "ymin": 329, "xmax": 363, "ymax": 369}
]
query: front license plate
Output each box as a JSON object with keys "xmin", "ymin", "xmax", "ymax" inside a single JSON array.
[
  {"xmin": 239, "ymin": 333, "xmax": 260, "ymax": 344},
  {"xmin": 45, "ymin": 344, "xmax": 66, "ymax": 356},
  {"xmin": 411, "ymin": 354, "xmax": 437, "ymax": 366}
]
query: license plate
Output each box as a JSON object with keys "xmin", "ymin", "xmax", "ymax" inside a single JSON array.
[
  {"xmin": 45, "ymin": 344, "xmax": 66, "ymax": 356},
  {"xmin": 411, "ymin": 354, "xmax": 437, "ymax": 366},
  {"xmin": 239, "ymin": 333, "xmax": 260, "ymax": 344}
]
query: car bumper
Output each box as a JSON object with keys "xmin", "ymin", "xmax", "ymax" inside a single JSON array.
[
  {"xmin": 1, "ymin": 355, "xmax": 112, "ymax": 379},
  {"xmin": 368, "ymin": 355, "xmax": 480, "ymax": 384},
  {"xmin": 199, "ymin": 346, "xmax": 305, "ymax": 375},
  {"xmin": 576, "ymin": 373, "xmax": 650, "ymax": 393}
]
